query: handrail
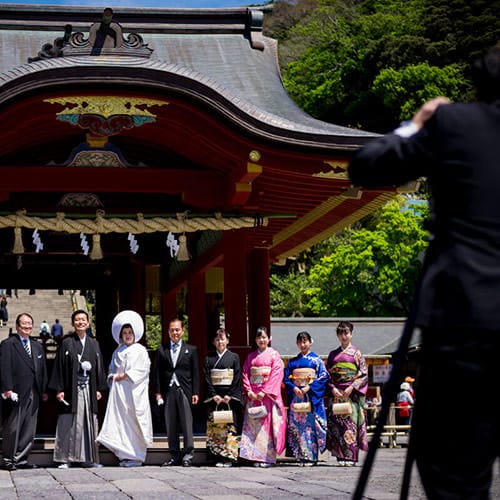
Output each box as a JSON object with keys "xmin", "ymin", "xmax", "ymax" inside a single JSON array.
[{"xmin": 70, "ymin": 289, "xmax": 78, "ymax": 311}]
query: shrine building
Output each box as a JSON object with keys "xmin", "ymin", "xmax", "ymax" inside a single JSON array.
[{"xmin": 0, "ymin": 4, "xmax": 403, "ymax": 365}]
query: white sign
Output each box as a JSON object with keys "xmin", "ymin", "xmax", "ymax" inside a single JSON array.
[{"xmin": 372, "ymin": 364, "xmax": 393, "ymax": 383}]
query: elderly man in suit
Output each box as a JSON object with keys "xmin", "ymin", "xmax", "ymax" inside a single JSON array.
[
  {"xmin": 155, "ymin": 318, "xmax": 199, "ymax": 467},
  {"xmin": 0, "ymin": 312, "xmax": 48, "ymax": 470},
  {"xmin": 348, "ymin": 46, "xmax": 500, "ymax": 500}
]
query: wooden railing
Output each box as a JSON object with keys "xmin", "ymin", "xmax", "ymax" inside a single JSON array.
[{"xmin": 365, "ymin": 403, "xmax": 413, "ymax": 448}]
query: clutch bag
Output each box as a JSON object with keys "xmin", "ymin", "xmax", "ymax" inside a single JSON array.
[
  {"xmin": 332, "ymin": 400, "xmax": 353, "ymax": 416},
  {"xmin": 247, "ymin": 401, "xmax": 268, "ymax": 419},
  {"xmin": 212, "ymin": 402, "xmax": 234, "ymax": 424},
  {"xmin": 291, "ymin": 401, "xmax": 311, "ymax": 413}
]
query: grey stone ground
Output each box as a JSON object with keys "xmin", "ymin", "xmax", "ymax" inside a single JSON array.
[{"xmin": 2, "ymin": 449, "xmax": 499, "ymax": 500}]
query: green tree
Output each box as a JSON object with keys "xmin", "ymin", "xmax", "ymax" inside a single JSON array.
[
  {"xmin": 270, "ymin": 270, "xmax": 312, "ymax": 317},
  {"xmin": 145, "ymin": 314, "xmax": 162, "ymax": 350},
  {"xmin": 304, "ymin": 198, "xmax": 428, "ymax": 316},
  {"xmin": 423, "ymin": 0, "xmax": 500, "ymax": 67},
  {"xmin": 269, "ymin": 0, "xmax": 499, "ymax": 131},
  {"xmin": 372, "ymin": 63, "xmax": 470, "ymax": 121}
]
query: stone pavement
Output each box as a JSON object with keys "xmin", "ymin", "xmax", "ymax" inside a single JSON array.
[
  {"xmin": 2, "ymin": 450, "xmax": 499, "ymax": 499},
  {"xmin": 0, "ymin": 449, "xmax": 431, "ymax": 500}
]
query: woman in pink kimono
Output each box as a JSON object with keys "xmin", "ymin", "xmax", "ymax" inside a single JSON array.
[{"xmin": 239, "ymin": 326, "xmax": 286, "ymax": 467}]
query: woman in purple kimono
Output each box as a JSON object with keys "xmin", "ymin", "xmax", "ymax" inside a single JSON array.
[
  {"xmin": 284, "ymin": 331, "xmax": 328, "ymax": 466},
  {"xmin": 239, "ymin": 326, "xmax": 286, "ymax": 468},
  {"xmin": 326, "ymin": 320, "xmax": 368, "ymax": 466}
]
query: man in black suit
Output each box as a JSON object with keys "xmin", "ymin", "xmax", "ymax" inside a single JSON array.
[
  {"xmin": 348, "ymin": 47, "xmax": 500, "ymax": 499},
  {"xmin": 155, "ymin": 318, "xmax": 199, "ymax": 466},
  {"xmin": 0, "ymin": 313, "xmax": 48, "ymax": 470}
]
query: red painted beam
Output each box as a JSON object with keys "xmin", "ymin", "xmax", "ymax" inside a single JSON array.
[{"xmin": 0, "ymin": 166, "xmax": 224, "ymax": 196}]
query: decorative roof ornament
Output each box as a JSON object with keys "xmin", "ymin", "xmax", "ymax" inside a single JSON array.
[
  {"xmin": 58, "ymin": 193, "xmax": 104, "ymax": 208},
  {"xmin": 45, "ymin": 96, "xmax": 167, "ymax": 137},
  {"xmin": 28, "ymin": 24, "xmax": 73, "ymax": 62},
  {"xmin": 28, "ymin": 7, "xmax": 153, "ymax": 63},
  {"xmin": 44, "ymin": 95, "xmax": 168, "ymax": 166}
]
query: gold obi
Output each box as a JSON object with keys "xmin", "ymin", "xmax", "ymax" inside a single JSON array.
[
  {"xmin": 210, "ymin": 368, "xmax": 234, "ymax": 386},
  {"xmin": 250, "ymin": 366, "xmax": 271, "ymax": 385},
  {"xmin": 289, "ymin": 367, "xmax": 316, "ymax": 386}
]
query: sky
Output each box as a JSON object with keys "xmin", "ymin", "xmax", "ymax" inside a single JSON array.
[{"xmin": 0, "ymin": 0, "xmax": 261, "ymax": 7}]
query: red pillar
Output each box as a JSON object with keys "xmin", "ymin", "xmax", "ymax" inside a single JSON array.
[
  {"xmin": 247, "ymin": 247, "xmax": 270, "ymax": 339},
  {"xmin": 161, "ymin": 288, "xmax": 178, "ymax": 345},
  {"xmin": 187, "ymin": 270, "xmax": 207, "ymax": 362},
  {"xmin": 127, "ymin": 261, "xmax": 145, "ymax": 316},
  {"xmin": 222, "ymin": 231, "xmax": 248, "ymax": 350}
]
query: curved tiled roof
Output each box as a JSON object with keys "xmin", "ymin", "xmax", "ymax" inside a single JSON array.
[{"xmin": 0, "ymin": 4, "xmax": 377, "ymax": 146}]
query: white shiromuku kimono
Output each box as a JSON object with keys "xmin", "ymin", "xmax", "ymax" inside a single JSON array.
[{"xmin": 97, "ymin": 342, "xmax": 153, "ymax": 463}]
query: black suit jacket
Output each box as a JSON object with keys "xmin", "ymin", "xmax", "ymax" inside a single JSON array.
[
  {"xmin": 0, "ymin": 334, "xmax": 47, "ymax": 407},
  {"xmin": 349, "ymin": 99, "xmax": 500, "ymax": 329},
  {"xmin": 155, "ymin": 341, "xmax": 199, "ymax": 401}
]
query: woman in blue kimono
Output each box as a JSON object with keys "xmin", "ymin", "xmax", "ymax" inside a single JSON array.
[{"xmin": 284, "ymin": 331, "xmax": 328, "ymax": 466}]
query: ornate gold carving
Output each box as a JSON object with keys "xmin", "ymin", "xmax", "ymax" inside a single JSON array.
[
  {"xmin": 249, "ymin": 150, "xmax": 261, "ymax": 162},
  {"xmin": 58, "ymin": 193, "xmax": 103, "ymax": 207},
  {"xmin": 44, "ymin": 96, "xmax": 168, "ymax": 118},
  {"xmin": 85, "ymin": 134, "xmax": 108, "ymax": 148},
  {"xmin": 313, "ymin": 160, "xmax": 349, "ymax": 179},
  {"xmin": 68, "ymin": 151, "xmax": 126, "ymax": 167}
]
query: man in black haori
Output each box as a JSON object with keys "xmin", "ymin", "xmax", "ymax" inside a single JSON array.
[{"xmin": 49, "ymin": 309, "xmax": 107, "ymax": 468}]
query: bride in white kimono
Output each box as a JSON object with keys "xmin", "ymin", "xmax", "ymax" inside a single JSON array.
[{"xmin": 97, "ymin": 310, "xmax": 153, "ymax": 467}]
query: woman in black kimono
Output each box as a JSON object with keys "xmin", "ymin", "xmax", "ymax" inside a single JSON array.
[{"xmin": 203, "ymin": 328, "xmax": 242, "ymax": 467}]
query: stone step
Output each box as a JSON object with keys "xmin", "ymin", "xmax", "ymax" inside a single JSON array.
[
  {"xmin": 29, "ymin": 436, "xmax": 210, "ymax": 466},
  {"xmin": 27, "ymin": 435, "xmax": 301, "ymax": 467},
  {"xmin": 0, "ymin": 289, "xmax": 81, "ymax": 341}
]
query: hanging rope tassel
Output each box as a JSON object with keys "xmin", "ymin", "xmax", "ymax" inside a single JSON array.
[
  {"xmin": 176, "ymin": 233, "xmax": 190, "ymax": 261},
  {"xmin": 90, "ymin": 234, "xmax": 103, "ymax": 260},
  {"xmin": 12, "ymin": 227, "xmax": 25, "ymax": 254}
]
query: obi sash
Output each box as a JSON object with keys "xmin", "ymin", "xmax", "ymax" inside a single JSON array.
[
  {"xmin": 250, "ymin": 366, "xmax": 271, "ymax": 385},
  {"xmin": 289, "ymin": 367, "xmax": 316, "ymax": 386},
  {"xmin": 210, "ymin": 368, "xmax": 234, "ymax": 385}
]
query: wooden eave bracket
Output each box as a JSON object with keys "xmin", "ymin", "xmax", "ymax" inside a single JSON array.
[{"xmin": 227, "ymin": 161, "xmax": 262, "ymax": 207}]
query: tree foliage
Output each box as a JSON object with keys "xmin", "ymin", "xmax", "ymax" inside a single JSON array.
[
  {"xmin": 372, "ymin": 63, "xmax": 469, "ymax": 121},
  {"xmin": 270, "ymin": 271, "xmax": 312, "ymax": 317},
  {"xmin": 265, "ymin": 0, "xmax": 500, "ymax": 131},
  {"xmin": 270, "ymin": 198, "xmax": 428, "ymax": 317}
]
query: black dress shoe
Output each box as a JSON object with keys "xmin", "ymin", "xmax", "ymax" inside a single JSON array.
[
  {"xmin": 1, "ymin": 463, "xmax": 16, "ymax": 471},
  {"xmin": 161, "ymin": 458, "xmax": 181, "ymax": 467},
  {"xmin": 16, "ymin": 463, "xmax": 38, "ymax": 469}
]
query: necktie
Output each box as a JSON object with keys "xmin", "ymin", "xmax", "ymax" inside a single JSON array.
[
  {"xmin": 171, "ymin": 343, "xmax": 180, "ymax": 368},
  {"xmin": 23, "ymin": 338, "xmax": 31, "ymax": 357}
]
